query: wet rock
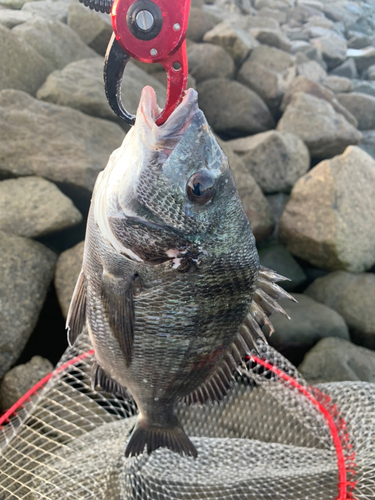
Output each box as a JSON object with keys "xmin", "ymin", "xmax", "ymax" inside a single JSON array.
[
  {"xmin": 296, "ymin": 60, "xmax": 327, "ymax": 83},
  {"xmin": 67, "ymin": 3, "xmax": 112, "ymax": 56},
  {"xmin": 36, "ymin": 58, "xmax": 166, "ymax": 122},
  {"xmin": 322, "ymin": 75, "xmax": 353, "ymax": 93},
  {"xmin": 329, "ymin": 58, "xmax": 358, "ymax": 79},
  {"xmin": 267, "ymin": 293, "xmax": 349, "ymax": 366},
  {"xmin": 0, "ymin": 231, "xmax": 56, "ymax": 379},
  {"xmin": 277, "ymin": 92, "xmax": 361, "ymax": 158},
  {"xmin": 250, "ymin": 28, "xmax": 292, "ymax": 52},
  {"xmin": 305, "ymin": 271, "xmax": 375, "ymax": 350},
  {"xmin": 55, "ymin": 241, "xmax": 84, "ymax": 318},
  {"xmin": 359, "ymin": 130, "xmax": 375, "ymax": 159},
  {"xmin": 197, "ymin": 78, "xmax": 274, "ymax": 137},
  {"xmin": 352, "ymin": 80, "xmax": 375, "ymax": 97},
  {"xmin": 187, "ymin": 7, "xmax": 215, "ymax": 42},
  {"xmin": 187, "ymin": 43, "xmax": 234, "ymax": 83},
  {"xmin": 227, "ymin": 131, "xmax": 309, "ymax": 193},
  {"xmin": 258, "ymin": 244, "xmax": 307, "ymax": 292},
  {"xmin": 279, "ymin": 146, "xmax": 375, "ymax": 272},
  {"xmin": 336, "ymin": 92, "xmax": 375, "ymax": 130},
  {"xmin": 311, "ymin": 35, "xmax": 347, "ymax": 69},
  {"xmin": 13, "ymin": 18, "xmax": 96, "ymax": 71},
  {"xmin": 21, "ymin": 1, "xmax": 68, "ymax": 23},
  {"xmin": 299, "ymin": 337, "xmax": 375, "ymax": 384},
  {"xmin": 347, "ymin": 47, "xmax": 375, "ymax": 73},
  {"xmin": 0, "ymin": 356, "xmax": 53, "ymax": 411},
  {"xmin": 280, "ymin": 76, "xmax": 358, "ymax": 127},
  {"xmin": 0, "ymin": 177, "xmax": 82, "ymax": 238},
  {"xmin": 0, "ymin": 24, "xmax": 50, "ymax": 96},
  {"xmin": 0, "ymin": 90, "xmax": 124, "ymax": 193},
  {"xmin": 203, "ymin": 21, "xmax": 259, "ymax": 65},
  {"xmin": 237, "ymin": 46, "xmax": 296, "ymax": 113},
  {"xmin": 0, "ymin": 8, "xmax": 32, "ymax": 28},
  {"xmin": 217, "ymin": 139, "xmax": 274, "ymax": 241}
]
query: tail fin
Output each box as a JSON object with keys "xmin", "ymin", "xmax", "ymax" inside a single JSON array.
[{"xmin": 125, "ymin": 417, "xmax": 197, "ymax": 458}]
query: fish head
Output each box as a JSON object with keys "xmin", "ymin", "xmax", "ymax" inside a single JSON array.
[{"xmin": 94, "ymin": 86, "xmax": 254, "ymax": 265}]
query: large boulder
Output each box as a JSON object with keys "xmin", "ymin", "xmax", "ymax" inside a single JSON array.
[
  {"xmin": 280, "ymin": 76, "xmax": 358, "ymax": 128},
  {"xmin": 187, "ymin": 7, "xmax": 216, "ymax": 42},
  {"xmin": 67, "ymin": 3, "xmax": 112, "ymax": 56},
  {"xmin": 197, "ymin": 78, "xmax": 274, "ymax": 137},
  {"xmin": 0, "ymin": 90, "xmax": 124, "ymax": 193},
  {"xmin": 36, "ymin": 58, "xmax": 167, "ymax": 122},
  {"xmin": 187, "ymin": 43, "xmax": 235, "ymax": 83},
  {"xmin": 296, "ymin": 60, "xmax": 327, "ymax": 83},
  {"xmin": 305, "ymin": 271, "xmax": 375, "ymax": 350},
  {"xmin": 279, "ymin": 146, "xmax": 375, "ymax": 272},
  {"xmin": 311, "ymin": 35, "xmax": 347, "ymax": 69},
  {"xmin": 21, "ymin": 1, "xmax": 69, "ymax": 23},
  {"xmin": 13, "ymin": 18, "xmax": 97, "ymax": 70},
  {"xmin": 330, "ymin": 58, "xmax": 358, "ymax": 79},
  {"xmin": 0, "ymin": 8, "xmax": 32, "ymax": 28},
  {"xmin": 277, "ymin": 92, "xmax": 361, "ymax": 158},
  {"xmin": 322, "ymin": 75, "xmax": 353, "ymax": 93},
  {"xmin": 237, "ymin": 46, "xmax": 296, "ymax": 113},
  {"xmin": 0, "ymin": 24, "xmax": 50, "ymax": 96},
  {"xmin": 336, "ymin": 92, "xmax": 375, "ymax": 130},
  {"xmin": 299, "ymin": 337, "xmax": 375, "ymax": 384},
  {"xmin": 55, "ymin": 241, "xmax": 84, "ymax": 318},
  {"xmin": 203, "ymin": 22, "xmax": 259, "ymax": 65},
  {"xmin": 227, "ymin": 131, "xmax": 310, "ymax": 193},
  {"xmin": 0, "ymin": 231, "xmax": 56, "ymax": 379},
  {"xmin": 0, "ymin": 356, "xmax": 53, "ymax": 411},
  {"xmin": 250, "ymin": 28, "xmax": 292, "ymax": 52},
  {"xmin": 266, "ymin": 293, "xmax": 349, "ymax": 366}
]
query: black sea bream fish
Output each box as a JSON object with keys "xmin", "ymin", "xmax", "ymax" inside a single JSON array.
[{"xmin": 67, "ymin": 86, "xmax": 294, "ymax": 458}]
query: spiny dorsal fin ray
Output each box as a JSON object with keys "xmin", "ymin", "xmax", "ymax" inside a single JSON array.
[{"xmin": 66, "ymin": 271, "xmax": 87, "ymax": 347}]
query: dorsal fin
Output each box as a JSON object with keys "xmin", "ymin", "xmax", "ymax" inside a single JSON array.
[{"xmin": 66, "ymin": 271, "xmax": 87, "ymax": 346}]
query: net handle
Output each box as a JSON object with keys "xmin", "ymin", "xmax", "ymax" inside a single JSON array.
[{"xmin": 0, "ymin": 349, "xmax": 95, "ymax": 426}]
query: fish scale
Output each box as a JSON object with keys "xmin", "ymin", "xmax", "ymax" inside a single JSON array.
[{"xmin": 67, "ymin": 87, "xmax": 295, "ymax": 459}]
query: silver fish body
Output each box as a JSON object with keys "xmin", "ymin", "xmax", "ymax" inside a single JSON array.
[{"xmin": 67, "ymin": 87, "xmax": 292, "ymax": 458}]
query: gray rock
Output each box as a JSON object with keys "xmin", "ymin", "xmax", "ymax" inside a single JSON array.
[
  {"xmin": 347, "ymin": 33, "xmax": 374, "ymax": 50},
  {"xmin": 283, "ymin": 26, "xmax": 310, "ymax": 43},
  {"xmin": 0, "ymin": 24, "xmax": 50, "ymax": 96},
  {"xmin": 197, "ymin": 78, "xmax": 274, "ymax": 137},
  {"xmin": 311, "ymin": 35, "xmax": 347, "ymax": 69},
  {"xmin": 352, "ymin": 80, "xmax": 375, "ymax": 97},
  {"xmin": 336, "ymin": 92, "xmax": 375, "ymax": 130},
  {"xmin": 367, "ymin": 64, "xmax": 375, "ymax": 81},
  {"xmin": 258, "ymin": 7, "xmax": 285, "ymax": 24},
  {"xmin": 253, "ymin": 0, "xmax": 293, "ymax": 11},
  {"xmin": 290, "ymin": 41, "xmax": 327, "ymax": 68},
  {"xmin": 267, "ymin": 293, "xmax": 349, "ymax": 365},
  {"xmin": 0, "ymin": 231, "xmax": 56, "ymax": 379},
  {"xmin": 299, "ymin": 337, "xmax": 375, "ymax": 384},
  {"xmin": 322, "ymin": 75, "xmax": 353, "ymax": 93},
  {"xmin": 0, "ymin": 177, "xmax": 82, "ymax": 238},
  {"xmin": 187, "ymin": 43, "xmax": 234, "ymax": 83},
  {"xmin": 55, "ymin": 241, "xmax": 84, "ymax": 318},
  {"xmin": 279, "ymin": 146, "xmax": 375, "ymax": 272},
  {"xmin": 347, "ymin": 47, "xmax": 375, "ymax": 73},
  {"xmin": 187, "ymin": 7, "xmax": 215, "ymax": 42},
  {"xmin": 264, "ymin": 192, "xmax": 289, "ymax": 243},
  {"xmin": 217, "ymin": 138, "xmax": 274, "ymax": 241},
  {"xmin": 277, "ymin": 92, "xmax": 361, "ymax": 158},
  {"xmin": 21, "ymin": 1, "xmax": 68, "ymax": 23},
  {"xmin": 13, "ymin": 18, "xmax": 96, "ymax": 71},
  {"xmin": 243, "ymin": 14, "xmax": 280, "ymax": 30},
  {"xmin": 304, "ymin": 15, "xmax": 334, "ymax": 30},
  {"xmin": 250, "ymin": 28, "xmax": 292, "ymax": 52},
  {"xmin": 36, "ymin": 57, "xmax": 166, "ymax": 122},
  {"xmin": 0, "ymin": 0, "xmax": 32, "ymax": 9},
  {"xmin": 67, "ymin": 3, "xmax": 112, "ymax": 56},
  {"xmin": 359, "ymin": 130, "xmax": 375, "ymax": 159},
  {"xmin": 0, "ymin": 8, "xmax": 32, "ymax": 28},
  {"xmin": 227, "ymin": 131, "xmax": 310, "ymax": 193},
  {"xmin": 0, "ymin": 356, "xmax": 53, "ymax": 411},
  {"xmin": 0, "ymin": 89, "xmax": 124, "ymax": 192},
  {"xmin": 280, "ymin": 76, "xmax": 358, "ymax": 127},
  {"xmin": 258, "ymin": 244, "xmax": 307, "ymax": 292},
  {"xmin": 296, "ymin": 60, "xmax": 327, "ymax": 83},
  {"xmin": 322, "ymin": 3, "xmax": 361, "ymax": 25},
  {"xmin": 329, "ymin": 58, "xmax": 358, "ymax": 78},
  {"xmin": 305, "ymin": 271, "xmax": 375, "ymax": 350},
  {"xmin": 203, "ymin": 21, "xmax": 259, "ymax": 65},
  {"xmin": 237, "ymin": 46, "xmax": 296, "ymax": 113}
]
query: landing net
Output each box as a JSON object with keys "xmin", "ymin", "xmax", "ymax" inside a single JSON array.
[{"xmin": 1, "ymin": 334, "xmax": 374, "ymax": 500}]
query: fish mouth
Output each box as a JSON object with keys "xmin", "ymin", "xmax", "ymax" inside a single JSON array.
[{"xmin": 136, "ymin": 86, "xmax": 199, "ymax": 151}]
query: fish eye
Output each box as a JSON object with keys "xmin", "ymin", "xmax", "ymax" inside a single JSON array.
[{"xmin": 187, "ymin": 172, "xmax": 215, "ymax": 205}]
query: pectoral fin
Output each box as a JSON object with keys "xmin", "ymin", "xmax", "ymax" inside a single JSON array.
[
  {"xmin": 101, "ymin": 273, "xmax": 137, "ymax": 366},
  {"xmin": 66, "ymin": 271, "xmax": 87, "ymax": 346}
]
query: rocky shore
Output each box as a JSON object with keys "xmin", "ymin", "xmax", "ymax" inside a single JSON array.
[{"xmin": 1, "ymin": 0, "xmax": 375, "ymax": 410}]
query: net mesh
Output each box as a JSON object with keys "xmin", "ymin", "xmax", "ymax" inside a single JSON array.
[{"xmin": 1, "ymin": 334, "xmax": 374, "ymax": 500}]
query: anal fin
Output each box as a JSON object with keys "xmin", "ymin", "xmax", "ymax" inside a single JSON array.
[
  {"xmin": 92, "ymin": 361, "xmax": 131, "ymax": 400},
  {"xmin": 66, "ymin": 271, "xmax": 87, "ymax": 346}
]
